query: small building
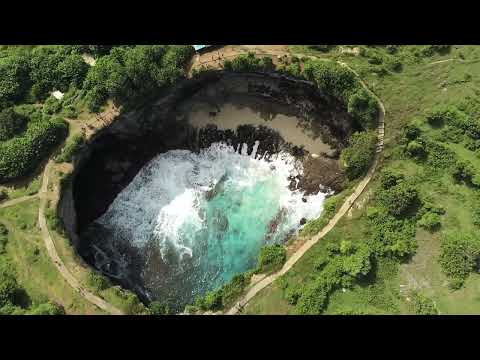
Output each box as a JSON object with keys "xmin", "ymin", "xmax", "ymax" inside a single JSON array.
[
  {"xmin": 52, "ymin": 90, "xmax": 64, "ymax": 100},
  {"xmin": 193, "ymin": 45, "xmax": 211, "ymax": 52}
]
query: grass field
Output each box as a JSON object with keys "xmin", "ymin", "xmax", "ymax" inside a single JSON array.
[
  {"xmin": 245, "ymin": 45, "xmax": 480, "ymax": 315},
  {"xmin": 0, "ymin": 200, "xmax": 105, "ymax": 314}
]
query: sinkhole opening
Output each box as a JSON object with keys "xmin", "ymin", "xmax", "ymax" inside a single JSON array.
[{"xmin": 84, "ymin": 141, "xmax": 331, "ymax": 311}]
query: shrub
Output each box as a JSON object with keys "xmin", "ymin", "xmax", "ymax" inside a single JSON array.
[
  {"xmin": 0, "ymin": 54, "xmax": 31, "ymax": 110},
  {"xmin": 284, "ymin": 284, "xmax": 303, "ymax": 305},
  {"xmin": 149, "ymin": 301, "xmax": 171, "ymax": 315},
  {"xmin": 406, "ymin": 140, "xmax": 427, "ymax": 158},
  {"xmin": 0, "ymin": 223, "xmax": 8, "ymax": 254},
  {"xmin": 193, "ymin": 271, "xmax": 253, "ymax": 312},
  {"xmin": 223, "ymin": 53, "xmax": 275, "ymax": 73},
  {"xmin": 220, "ymin": 272, "xmax": 252, "ymax": 306},
  {"xmin": 426, "ymin": 105, "xmax": 466, "ymax": 128},
  {"xmin": 438, "ymin": 126, "xmax": 464, "ymax": 143},
  {"xmin": 303, "ymin": 60, "xmax": 358, "ymax": 102},
  {"xmin": 385, "ymin": 45, "xmax": 398, "ymax": 54},
  {"xmin": 257, "ymin": 244, "xmax": 287, "ymax": 273},
  {"xmin": 0, "ymin": 263, "xmax": 18, "ymax": 308},
  {"xmin": 42, "ymin": 95, "xmax": 62, "ymax": 115},
  {"xmin": 341, "ymin": 131, "xmax": 377, "ymax": 180},
  {"xmin": 420, "ymin": 45, "xmax": 451, "ymax": 57},
  {"xmin": 410, "ymin": 291, "xmax": 438, "ymax": 315},
  {"xmin": 56, "ymin": 53, "xmax": 90, "ymax": 92},
  {"xmin": 87, "ymin": 271, "xmax": 110, "ymax": 292},
  {"xmin": 404, "ymin": 119, "xmax": 422, "ymax": 140},
  {"xmin": 0, "ymin": 107, "xmax": 28, "ymax": 141},
  {"xmin": 385, "ymin": 57, "xmax": 402, "ymax": 72},
  {"xmin": 308, "ymin": 45, "xmax": 335, "ymax": 53},
  {"xmin": 27, "ymin": 301, "xmax": 65, "ymax": 315},
  {"xmin": 0, "ymin": 189, "xmax": 7, "ymax": 201},
  {"xmin": 367, "ymin": 209, "xmax": 418, "ymax": 259},
  {"xmin": 418, "ymin": 212, "xmax": 441, "ymax": 232},
  {"xmin": 83, "ymin": 45, "xmax": 194, "ymax": 111},
  {"xmin": 0, "ymin": 116, "xmax": 68, "ymax": 181},
  {"xmin": 377, "ymin": 181, "xmax": 420, "ymax": 218},
  {"xmin": 347, "ymin": 88, "xmax": 379, "ymax": 130},
  {"xmin": 425, "ymin": 140, "xmax": 457, "ymax": 170},
  {"xmin": 452, "ymin": 160, "xmax": 475, "ymax": 184},
  {"xmin": 439, "ymin": 232, "xmax": 480, "ymax": 284},
  {"xmin": 379, "ymin": 168, "xmax": 405, "ymax": 189},
  {"xmin": 121, "ymin": 291, "xmax": 147, "ymax": 315},
  {"xmin": 196, "ymin": 290, "xmax": 222, "ymax": 311},
  {"xmin": 55, "ymin": 133, "xmax": 85, "ymax": 163},
  {"xmin": 367, "ymin": 54, "xmax": 383, "ymax": 65},
  {"xmin": 465, "ymin": 137, "xmax": 480, "ymax": 151},
  {"xmin": 295, "ymin": 275, "xmax": 331, "ymax": 314}
]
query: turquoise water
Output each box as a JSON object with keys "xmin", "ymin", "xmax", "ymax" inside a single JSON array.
[
  {"xmin": 96, "ymin": 142, "xmax": 329, "ymax": 310},
  {"xmin": 198, "ymin": 171, "xmax": 285, "ymax": 290}
]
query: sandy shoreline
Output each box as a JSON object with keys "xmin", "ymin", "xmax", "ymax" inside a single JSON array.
[{"xmin": 186, "ymin": 102, "xmax": 332, "ymax": 156}]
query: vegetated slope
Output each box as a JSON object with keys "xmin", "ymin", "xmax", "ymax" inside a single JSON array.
[
  {"xmin": 245, "ymin": 45, "xmax": 480, "ymax": 315},
  {"xmin": 184, "ymin": 55, "xmax": 379, "ymax": 314},
  {"xmin": 0, "ymin": 45, "xmax": 195, "ymax": 315}
]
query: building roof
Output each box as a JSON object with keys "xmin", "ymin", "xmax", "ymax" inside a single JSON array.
[{"xmin": 193, "ymin": 45, "xmax": 210, "ymax": 51}]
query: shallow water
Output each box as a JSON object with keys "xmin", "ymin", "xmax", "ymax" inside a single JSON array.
[{"xmin": 94, "ymin": 142, "xmax": 330, "ymax": 310}]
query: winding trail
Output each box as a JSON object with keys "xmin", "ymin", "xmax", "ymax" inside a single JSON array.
[
  {"xmin": 0, "ymin": 194, "xmax": 38, "ymax": 209},
  {"xmin": 38, "ymin": 161, "xmax": 123, "ymax": 315},
  {"xmin": 226, "ymin": 59, "xmax": 386, "ymax": 315}
]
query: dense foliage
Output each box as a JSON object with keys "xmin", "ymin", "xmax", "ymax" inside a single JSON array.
[
  {"xmin": 257, "ymin": 244, "xmax": 287, "ymax": 273},
  {"xmin": 0, "ymin": 107, "xmax": 28, "ymax": 141},
  {"xmin": 0, "ymin": 114, "xmax": 68, "ymax": 181},
  {"xmin": 0, "ymin": 223, "xmax": 7, "ymax": 254},
  {"xmin": 439, "ymin": 232, "xmax": 480, "ymax": 288},
  {"xmin": 223, "ymin": 52, "xmax": 275, "ymax": 73},
  {"xmin": 303, "ymin": 60, "xmax": 378, "ymax": 129},
  {"xmin": 193, "ymin": 271, "xmax": 253, "ymax": 312},
  {"xmin": 83, "ymin": 45, "xmax": 194, "ymax": 111},
  {"xmin": 294, "ymin": 240, "xmax": 372, "ymax": 314},
  {"xmin": 55, "ymin": 132, "xmax": 85, "ymax": 163},
  {"xmin": 409, "ymin": 291, "xmax": 438, "ymax": 315},
  {"xmin": 341, "ymin": 131, "xmax": 377, "ymax": 180},
  {"xmin": 0, "ymin": 54, "xmax": 31, "ymax": 110},
  {"xmin": 86, "ymin": 271, "xmax": 110, "ymax": 292}
]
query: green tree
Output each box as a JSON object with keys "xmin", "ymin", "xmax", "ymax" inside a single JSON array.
[
  {"xmin": 0, "ymin": 107, "xmax": 28, "ymax": 141},
  {"xmin": 377, "ymin": 181, "xmax": 420, "ymax": 217},
  {"xmin": 347, "ymin": 88, "xmax": 379, "ymax": 130},
  {"xmin": 56, "ymin": 53, "xmax": 89, "ymax": 92},
  {"xmin": 257, "ymin": 244, "xmax": 287, "ymax": 273},
  {"xmin": 439, "ymin": 232, "xmax": 480, "ymax": 284},
  {"xmin": 28, "ymin": 301, "xmax": 65, "ymax": 315},
  {"xmin": 0, "ymin": 263, "xmax": 18, "ymax": 307},
  {"xmin": 0, "ymin": 55, "xmax": 31, "ymax": 109},
  {"xmin": 149, "ymin": 301, "xmax": 170, "ymax": 315},
  {"xmin": 341, "ymin": 131, "xmax": 377, "ymax": 180}
]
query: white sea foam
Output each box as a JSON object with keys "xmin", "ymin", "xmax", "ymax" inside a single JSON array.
[{"xmin": 96, "ymin": 142, "xmax": 331, "ymax": 264}]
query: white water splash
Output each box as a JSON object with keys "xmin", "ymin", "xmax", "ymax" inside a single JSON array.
[{"xmin": 96, "ymin": 142, "xmax": 331, "ymax": 264}]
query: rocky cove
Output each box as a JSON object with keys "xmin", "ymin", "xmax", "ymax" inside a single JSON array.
[{"xmin": 58, "ymin": 71, "xmax": 361, "ymax": 310}]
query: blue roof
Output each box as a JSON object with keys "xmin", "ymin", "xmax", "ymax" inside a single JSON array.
[{"xmin": 193, "ymin": 45, "xmax": 210, "ymax": 51}]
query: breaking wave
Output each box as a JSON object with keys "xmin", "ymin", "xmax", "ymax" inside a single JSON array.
[{"xmin": 95, "ymin": 141, "xmax": 331, "ymax": 307}]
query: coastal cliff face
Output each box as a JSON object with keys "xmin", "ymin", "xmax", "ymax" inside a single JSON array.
[{"xmin": 58, "ymin": 71, "xmax": 359, "ymax": 302}]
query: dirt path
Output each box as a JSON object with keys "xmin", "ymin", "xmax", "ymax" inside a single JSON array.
[
  {"xmin": 427, "ymin": 58, "xmax": 456, "ymax": 66},
  {"xmin": 226, "ymin": 59, "xmax": 386, "ymax": 315},
  {"xmin": 0, "ymin": 194, "xmax": 38, "ymax": 209},
  {"xmin": 38, "ymin": 161, "xmax": 123, "ymax": 315}
]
